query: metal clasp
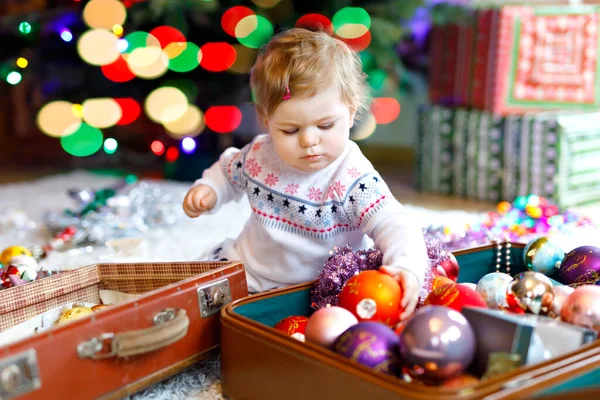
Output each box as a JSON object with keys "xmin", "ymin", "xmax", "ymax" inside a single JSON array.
[
  {"xmin": 197, "ymin": 278, "xmax": 232, "ymax": 318},
  {"xmin": 77, "ymin": 333, "xmax": 117, "ymax": 360},
  {"xmin": 153, "ymin": 308, "xmax": 180, "ymax": 326},
  {"xmin": 0, "ymin": 349, "xmax": 41, "ymax": 398}
]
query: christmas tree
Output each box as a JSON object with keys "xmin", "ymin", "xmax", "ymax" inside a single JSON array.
[{"xmin": 0, "ymin": 0, "xmax": 426, "ymax": 179}]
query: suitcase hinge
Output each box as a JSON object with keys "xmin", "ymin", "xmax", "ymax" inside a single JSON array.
[
  {"xmin": 197, "ymin": 278, "xmax": 232, "ymax": 318},
  {"xmin": 0, "ymin": 349, "xmax": 41, "ymax": 399}
]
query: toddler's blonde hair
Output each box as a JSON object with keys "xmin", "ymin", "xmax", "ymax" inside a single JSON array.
[{"xmin": 250, "ymin": 27, "xmax": 370, "ymax": 119}]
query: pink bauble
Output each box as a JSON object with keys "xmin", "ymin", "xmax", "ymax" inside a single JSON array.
[
  {"xmin": 436, "ymin": 253, "xmax": 460, "ymax": 282},
  {"xmin": 551, "ymin": 285, "xmax": 575, "ymax": 318},
  {"xmin": 561, "ymin": 285, "xmax": 600, "ymax": 332},
  {"xmin": 305, "ymin": 306, "xmax": 359, "ymax": 348}
]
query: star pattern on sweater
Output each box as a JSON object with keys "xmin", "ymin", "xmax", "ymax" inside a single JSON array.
[
  {"xmin": 298, "ymin": 205, "xmax": 307, "ymax": 214},
  {"xmin": 236, "ymin": 161, "xmax": 243, "ymax": 169},
  {"xmin": 283, "ymin": 199, "xmax": 290, "ymax": 207},
  {"xmin": 267, "ymin": 193, "xmax": 274, "ymax": 202},
  {"xmin": 316, "ymin": 209, "xmax": 322, "ymax": 217},
  {"xmin": 359, "ymin": 183, "xmax": 367, "ymax": 192},
  {"xmin": 253, "ymin": 187, "xmax": 261, "ymax": 196}
]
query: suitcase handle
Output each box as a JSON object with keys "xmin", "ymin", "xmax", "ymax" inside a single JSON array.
[{"xmin": 77, "ymin": 308, "xmax": 189, "ymax": 360}]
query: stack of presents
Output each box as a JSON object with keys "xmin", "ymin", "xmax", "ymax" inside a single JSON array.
[{"xmin": 416, "ymin": 0, "xmax": 600, "ymax": 208}]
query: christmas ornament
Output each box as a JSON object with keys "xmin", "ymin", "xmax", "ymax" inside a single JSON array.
[
  {"xmin": 310, "ymin": 233, "xmax": 444, "ymax": 311},
  {"xmin": 561, "ymin": 285, "xmax": 600, "ymax": 332},
  {"xmin": 459, "ymin": 283, "xmax": 477, "ymax": 291},
  {"xmin": 424, "ymin": 283, "xmax": 486, "ymax": 312},
  {"xmin": 431, "ymin": 276, "xmax": 454, "ymax": 292},
  {"xmin": 435, "ymin": 252, "xmax": 460, "ymax": 281},
  {"xmin": 399, "ymin": 305, "xmax": 476, "ymax": 382},
  {"xmin": 476, "ymin": 272, "xmax": 513, "ymax": 309},
  {"xmin": 273, "ymin": 315, "xmax": 309, "ymax": 342},
  {"xmin": 559, "ymin": 246, "xmax": 600, "ymax": 286},
  {"xmin": 0, "ymin": 245, "xmax": 32, "ymax": 266},
  {"xmin": 305, "ymin": 306, "xmax": 358, "ymax": 348},
  {"xmin": 339, "ymin": 270, "xmax": 402, "ymax": 326},
  {"xmin": 523, "ymin": 237, "xmax": 564, "ymax": 276},
  {"xmin": 333, "ymin": 321, "xmax": 402, "ymax": 376},
  {"xmin": 309, "ymin": 245, "xmax": 382, "ymax": 310},
  {"xmin": 91, "ymin": 304, "xmax": 112, "ymax": 312},
  {"xmin": 8, "ymin": 255, "xmax": 40, "ymax": 282},
  {"xmin": 1, "ymin": 265, "xmax": 20, "ymax": 288},
  {"xmin": 506, "ymin": 271, "xmax": 554, "ymax": 315},
  {"xmin": 550, "ymin": 285, "xmax": 575, "ymax": 318},
  {"xmin": 56, "ymin": 306, "xmax": 95, "ymax": 326}
]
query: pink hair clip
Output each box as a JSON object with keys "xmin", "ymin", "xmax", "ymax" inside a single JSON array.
[{"xmin": 283, "ymin": 86, "xmax": 291, "ymax": 101}]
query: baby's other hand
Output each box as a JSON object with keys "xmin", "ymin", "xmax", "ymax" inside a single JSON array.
[
  {"xmin": 379, "ymin": 266, "xmax": 420, "ymax": 321},
  {"xmin": 183, "ymin": 184, "xmax": 217, "ymax": 218}
]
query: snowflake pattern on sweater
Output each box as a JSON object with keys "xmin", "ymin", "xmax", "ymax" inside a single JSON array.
[{"xmin": 218, "ymin": 135, "xmax": 399, "ymax": 239}]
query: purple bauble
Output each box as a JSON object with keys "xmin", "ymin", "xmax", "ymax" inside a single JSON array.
[
  {"xmin": 399, "ymin": 305, "xmax": 476, "ymax": 382},
  {"xmin": 333, "ymin": 321, "xmax": 401, "ymax": 376},
  {"xmin": 559, "ymin": 246, "xmax": 600, "ymax": 286}
]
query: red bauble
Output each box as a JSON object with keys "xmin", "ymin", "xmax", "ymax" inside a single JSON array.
[
  {"xmin": 273, "ymin": 315, "xmax": 309, "ymax": 341},
  {"xmin": 1, "ymin": 265, "xmax": 19, "ymax": 288},
  {"xmin": 339, "ymin": 270, "xmax": 403, "ymax": 326},
  {"xmin": 435, "ymin": 253, "xmax": 460, "ymax": 282},
  {"xmin": 424, "ymin": 283, "xmax": 487, "ymax": 312}
]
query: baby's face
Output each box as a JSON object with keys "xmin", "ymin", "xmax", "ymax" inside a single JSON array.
[{"xmin": 265, "ymin": 83, "xmax": 355, "ymax": 173}]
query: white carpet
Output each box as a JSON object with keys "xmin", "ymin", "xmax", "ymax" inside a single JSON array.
[{"xmin": 0, "ymin": 170, "xmax": 598, "ymax": 399}]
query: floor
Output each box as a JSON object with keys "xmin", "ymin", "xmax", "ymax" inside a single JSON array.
[{"xmin": 4, "ymin": 163, "xmax": 600, "ymax": 226}]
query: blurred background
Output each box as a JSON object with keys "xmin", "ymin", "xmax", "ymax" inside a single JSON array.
[{"xmin": 0, "ymin": 0, "xmax": 430, "ymax": 182}]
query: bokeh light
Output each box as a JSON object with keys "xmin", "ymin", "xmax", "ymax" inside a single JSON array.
[
  {"xmin": 122, "ymin": 31, "xmax": 161, "ymax": 60},
  {"xmin": 151, "ymin": 140, "xmax": 165, "ymax": 156},
  {"xmin": 205, "ymin": 106, "xmax": 242, "ymax": 133},
  {"xmin": 6, "ymin": 71, "xmax": 21, "ymax": 85},
  {"xmin": 114, "ymin": 98, "xmax": 141, "ymax": 125},
  {"xmin": 72, "ymin": 104, "xmax": 84, "ymax": 118},
  {"xmin": 351, "ymin": 112, "xmax": 377, "ymax": 141},
  {"xmin": 117, "ymin": 39, "xmax": 128, "ymax": 53},
  {"xmin": 18, "ymin": 22, "xmax": 32, "ymax": 35},
  {"xmin": 60, "ymin": 123, "xmax": 104, "ymax": 157},
  {"xmin": 104, "ymin": 138, "xmax": 118, "ymax": 154},
  {"xmin": 127, "ymin": 47, "xmax": 169, "ymax": 79},
  {"xmin": 295, "ymin": 14, "xmax": 334, "ymax": 35},
  {"xmin": 337, "ymin": 30, "xmax": 371, "ymax": 52},
  {"xmin": 371, "ymin": 97, "xmax": 401, "ymax": 124},
  {"xmin": 168, "ymin": 42, "xmax": 200, "ymax": 73},
  {"xmin": 332, "ymin": 7, "xmax": 371, "ymax": 33},
  {"xmin": 181, "ymin": 137, "xmax": 196, "ymax": 154},
  {"xmin": 251, "ymin": 0, "xmax": 282, "ymax": 8},
  {"xmin": 235, "ymin": 15, "xmax": 274, "ymax": 49},
  {"xmin": 228, "ymin": 44, "xmax": 257, "ymax": 74},
  {"xmin": 83, "ymin": 0, "xmax": 127, "ymax": 30},
  {"xmin": 149, "ymin": 26, "xmax": 186, "ymax": 49},
  {"xmin": 77, "ymin": 29, "xmax": 120, "ymax": 66},
  {"xmin": 37, "ymin": 101, "xmax": 82, "ymax": 137},
  {"xmin": 165, "ymin": 146, "xmax": 179, "ymax": 162},
  {"xmin": 164, "ymin": 42, "xmax": 188, "ymax": 60},
  {"xmin": 112, "ymin": 24, "xmax": 124, "ymax": 36},
  {"xmin": 163, "ymin": 105, "xmax": 205, "ymax": 138},
  {"xmin": 82, "ymin": 98, "xmax": 123, "ymax": 128},
  {"xmin": 101, "ymin": 55, "xmax": 136, "ymax": 82},
  {"xmin": 145, "ymin": 86, "xmax": 189, "ymax": 124},
  {"xmin": 221, "ymin": 6, "xmax": 255, "ymax": 37},
  {"xmin": 16, "ymin": 58, "xmax": 28, "ymax": 68},
  {"xmin": 60, "ymin": 28, "xmax": 73, "ymax": 42},
  {"xmin": 200, "ymin": 42, "xmax": 236, "ymax": 72}
]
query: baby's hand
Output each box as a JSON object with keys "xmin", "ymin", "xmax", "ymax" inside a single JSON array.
[
  {"xmin": 183, "ymin": 184, "xmax": 217, "ymax": 218},
  {"xmin": 379, "ymin": 266, "xmax": 420, "ymax": 321}
]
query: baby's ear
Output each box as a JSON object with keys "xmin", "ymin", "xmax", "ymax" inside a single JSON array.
[{"xmin": 349, "ymin": 106, "xmax": 357, "ymax": 128}]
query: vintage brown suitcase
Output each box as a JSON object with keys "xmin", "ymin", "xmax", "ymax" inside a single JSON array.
[
  {"xmin": 220, "ymin": 243, "xmax": 600, "ymax": 399},
  {"xmin": 0, "ymin": 261, "xmax": 247, "ymax": 399}
]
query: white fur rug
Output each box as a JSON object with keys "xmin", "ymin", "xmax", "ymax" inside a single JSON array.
[{"xmin": 0, "ymin": 170, "xmax": 598, "ymax": 399}]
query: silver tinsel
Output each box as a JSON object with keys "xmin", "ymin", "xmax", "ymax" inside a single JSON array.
[{"xmin": 43, "ymin": 181, "xmax": 182, "ymax": 248}]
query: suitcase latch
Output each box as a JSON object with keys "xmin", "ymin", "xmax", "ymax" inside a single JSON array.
[
  {"xmin": 77, "ymin": 333, "xmax": 117, "ymax": 359},
  {"xmin": 197, "ymin": 278, "xmax": 232, "ymax": 318},
  {"xmin": 0, "ymin": 349, "xmax": 41, "ymax": 399}
]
